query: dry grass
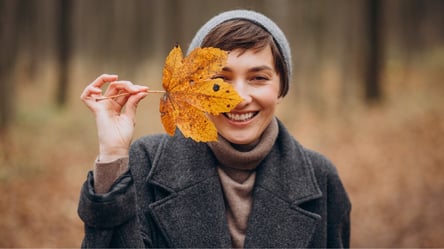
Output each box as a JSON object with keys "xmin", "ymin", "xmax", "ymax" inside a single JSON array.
[{"xmin": 1, "ymin": 56, "xmax": 443, "ymax": 247}]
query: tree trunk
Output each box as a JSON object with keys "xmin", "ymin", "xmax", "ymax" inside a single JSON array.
[
  {"xmin": 55, "ymin": 0, "xmax": 72, "ymax": 107},
  {"xmin": 365, "ymin": 0, "xmax": 383, "ymax": 102},
  {"xmin": 0, "ymin": 0, "xmax": 19, "ymax": 131}
]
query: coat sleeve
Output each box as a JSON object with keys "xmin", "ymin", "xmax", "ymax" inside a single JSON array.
[
  {"xmin": 77, "ymin": 135, "xmax": 166, "ymax": 248},
  {"xmin": 77, "ymin": 170, "xmax": 145, "ymax": 248}
]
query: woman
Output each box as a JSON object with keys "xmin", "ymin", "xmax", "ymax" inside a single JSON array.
[{"xmin": 78, "ymin": 9, "xmax": 351, "ymax": 248}]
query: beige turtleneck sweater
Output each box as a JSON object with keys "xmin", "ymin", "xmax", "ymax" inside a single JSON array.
[{"xmin": 208, "ymin": 118, "xmax": 278, "ymax": 248}]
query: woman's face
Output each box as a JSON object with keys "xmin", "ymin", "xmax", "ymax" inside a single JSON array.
[{"xmin": 210, "ymin": 45, "xmax": 282, "ymax": 146}]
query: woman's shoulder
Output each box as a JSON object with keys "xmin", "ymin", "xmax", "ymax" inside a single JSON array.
[
  {"xmin": 127, "ymin": 134, "xmax": 172, "ymax": 180},
  {"xmin": 128, "ymin": 134, "xmax": 171, "ymax": 167},
  {"xmin": 129, "ymin": 132, "xmax": 202, "ymax": 163},
  {"xmin": 277, "ymin": 120, "xmax": 341, "ymax": 178},
  {"xmin": 302, "ymin": 146, "xmax": 350, "ymax": 199},
  {"xmin": 302, "ymin": 147, "xmax": 338, "ymax": 176},
  {"xmin": 132, "ymin": 133, "xmax": 169, "ymax": 150},
  {"xmin": 302, "ymin": 146, "xmax": 351, "ymax": 206}
]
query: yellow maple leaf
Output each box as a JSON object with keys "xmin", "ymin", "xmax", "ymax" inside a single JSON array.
[{"xmin": 159, "ymin": 45, "xmax": 243, "ymax": 142}]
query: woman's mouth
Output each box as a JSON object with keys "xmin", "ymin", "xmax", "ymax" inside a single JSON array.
[{"xmin": 224, "ymin": 112, "xmax": 258, "ymax": 122}]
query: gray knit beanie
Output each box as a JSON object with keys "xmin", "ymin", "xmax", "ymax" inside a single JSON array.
[{"xmin": 187, "ymin": 9, "xmax": 292, "ymax": 89}]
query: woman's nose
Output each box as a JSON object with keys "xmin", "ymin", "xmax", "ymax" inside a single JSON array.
[{"xmin": 233, "ymin": 80, "xmax": 252, "ymax": 106}]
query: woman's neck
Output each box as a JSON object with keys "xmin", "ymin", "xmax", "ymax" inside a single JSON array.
[
  {"xmin": 207, "ymin": 118, "xmax": 279, "ymax": 171},
  {"xmin": 230, "ymin": 140, "xmax": 260, "ymax": 152}
]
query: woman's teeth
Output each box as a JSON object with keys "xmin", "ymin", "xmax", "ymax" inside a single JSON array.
[{"xmin": 225, "ymin": 112, "xmax": 255, "ymax": 121}]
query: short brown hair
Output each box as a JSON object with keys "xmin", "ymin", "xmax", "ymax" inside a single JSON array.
[{"xmin": 201, "ymin": 19, "xmax": 289, "ymax": 97}]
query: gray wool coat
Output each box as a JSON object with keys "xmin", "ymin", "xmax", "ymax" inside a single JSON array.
[{"xmin": 78, "ymin": 120, "xmax": 351, "ymax": 248}]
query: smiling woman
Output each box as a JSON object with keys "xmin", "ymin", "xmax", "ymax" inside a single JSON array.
[
  {"xmin": 208, "ymin": 47, "xmax": 281, "ymax": 146},
  {"xmin": 78, "ymin": 9, "xmax": 351, "ymax": 248}
]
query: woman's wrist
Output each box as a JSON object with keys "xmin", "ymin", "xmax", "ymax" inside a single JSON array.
[
  {"xmin": 98, "ymin": 148, "xmax": 129, "ymax": 163},
  {"xmin": 97, "ymin": 154, "xmax": 128, "ymax": 163}
]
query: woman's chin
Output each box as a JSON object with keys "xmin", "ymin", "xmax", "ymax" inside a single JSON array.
[{"xmin": 219, "ymin": 131, "xmax": 258, "ymax": 146}]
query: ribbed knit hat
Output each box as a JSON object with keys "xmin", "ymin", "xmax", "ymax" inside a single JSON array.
[{"xmin": 187, "ymin": 9, "xmax": 292, "ymax": 88}]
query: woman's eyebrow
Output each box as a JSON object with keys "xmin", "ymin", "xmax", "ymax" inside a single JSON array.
[
  {"xmin": 221, "ymin": 65, "xmax": 273, "ymax": 72},
  {"xmin": 248, "ymin": 65, "xmax": 273, "ymax": 72}
]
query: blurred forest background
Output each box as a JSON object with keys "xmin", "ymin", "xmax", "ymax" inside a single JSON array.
[{"xmin": 1, "ymin": 0, "xmax": 443, "ymax": 247}]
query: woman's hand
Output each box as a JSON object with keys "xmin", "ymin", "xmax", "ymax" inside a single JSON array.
[{"xmin": 80, "ymin": 74, "xmax": 149, "ymax": 162}]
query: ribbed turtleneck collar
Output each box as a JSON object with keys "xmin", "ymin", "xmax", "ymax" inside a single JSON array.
[{"xmin": 207, "ymin": 118, "xmax": 279, "ymax": 182}]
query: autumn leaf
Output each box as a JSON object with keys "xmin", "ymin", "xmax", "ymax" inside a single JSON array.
[{"xmin": 160, "ymin": 45, "xmax": 243, "ymax": 142}]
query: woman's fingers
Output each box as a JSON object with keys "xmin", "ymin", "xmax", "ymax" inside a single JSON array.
[
  {"xmin": 124, "ymin": 91, "xmax": 149, "ymax": 120},
  {"xmin": 104, "ymin": 81, "xmax": 148, "ymax": 97},
  {"xmin": 104, "ymin": 81, "xmax": 148, "ymax": 107},
  {"xmin": 92, "ymin": 74, "xmax": 119, "ymax": 88},
  {"xmin": 80, "ymin": 74, "xmax": 118, "ymax": 101},
  {"xmin": 80, "ymin": 75, "xmax": 149, "ymax": 118}
]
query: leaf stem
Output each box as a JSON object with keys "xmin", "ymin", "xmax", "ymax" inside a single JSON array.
[{"xmin": 95, "ymin": 90, "xmax": 166, "ymax": 101}]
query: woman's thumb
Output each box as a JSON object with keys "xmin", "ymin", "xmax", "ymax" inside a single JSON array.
[{"xmin": 125, "ymin": 92, "xmax": 149, "ymax": 120}]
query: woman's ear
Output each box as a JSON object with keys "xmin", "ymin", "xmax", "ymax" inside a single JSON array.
[{"xmin": 276, "ymin": 96, "xmax": 284, "ymax": 104}]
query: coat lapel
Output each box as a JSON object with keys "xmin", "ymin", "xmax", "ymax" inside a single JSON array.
[
  {"xmin": 146, "ymin": 133, "xmax": 231, "ymax": 248},
  {"xmin": 244, "ymin": 122, "xmax": 323, "ymax": 248}
]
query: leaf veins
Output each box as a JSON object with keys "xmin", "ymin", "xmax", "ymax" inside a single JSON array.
[{"xmin": 159, "ymin": 45, "xmax": 243, "ymax": 142}]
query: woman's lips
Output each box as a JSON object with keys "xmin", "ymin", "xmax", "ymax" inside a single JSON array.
[{"xmin": 223, "ymin": 112, "xmax": 258, "ymax": 122}]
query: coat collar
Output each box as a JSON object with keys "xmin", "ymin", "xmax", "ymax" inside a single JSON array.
[
  {"xmin": 255, "ymin": 120, "xmax": 323, "ymax": 205},
  {"xmin": 146, "ymin": 120, "xmax": 322, "ymax": 248},
  {"xmin": 244, "ymin": 121, "xmax": 323, "ymax": 248}
]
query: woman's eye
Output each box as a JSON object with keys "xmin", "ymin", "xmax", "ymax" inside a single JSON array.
[
  {"xmin": 212, "ymin": 75, "xmax": 229, "ymax": 81},
  {"xmin": 251, "ymin": 76, "xmax": 269, "ymax": 82}
]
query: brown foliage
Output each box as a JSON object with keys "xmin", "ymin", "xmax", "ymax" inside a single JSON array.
[{"xmin": 328, "ymin": 110, "xmax": 444, "ymax": 247}]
